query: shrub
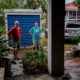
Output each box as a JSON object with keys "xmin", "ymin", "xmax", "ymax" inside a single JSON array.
[
  {"xmin": 23, "ymin": 48, "xmax": 48, "ymax": 74},
  {"xmin": 65, "ymin": 35, "xmax": 80, "ymax": 44}
]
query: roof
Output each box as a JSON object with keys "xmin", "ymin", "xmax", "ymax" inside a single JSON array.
[
  {"xmin": 4, "ymin": 9, "xmax": 42, "ymax": 13},
  {"xmin": 65, "ymin": 2, "xmax": 78, "ymax": 11}
]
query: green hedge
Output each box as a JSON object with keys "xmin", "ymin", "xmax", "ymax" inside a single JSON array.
[{"xmin": 65, "ymin": 35, "xmax": 80, "ymax": 44}]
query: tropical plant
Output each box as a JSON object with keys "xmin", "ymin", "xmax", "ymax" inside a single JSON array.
[
  {"xmin": 0, "ymin": 21, "xmax": 12, "ymax": 78},
  {"xmin": 23, "ymin": 47, "xmax": 48, "ymax": 74}
]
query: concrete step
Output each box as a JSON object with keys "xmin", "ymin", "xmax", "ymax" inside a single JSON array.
[{"xmin": 0, "ymin": 68, "xmax": 5, "ymax": 80}]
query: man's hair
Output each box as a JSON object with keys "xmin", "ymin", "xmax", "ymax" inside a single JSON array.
[{"xmin": 15, "ymin": 20, "xmax": 19, "ymax": 24}]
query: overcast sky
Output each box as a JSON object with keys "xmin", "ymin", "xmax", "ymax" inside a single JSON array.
[{"xmin": 65, "ymin": 0, "xmax": 74, "ymax": 4}]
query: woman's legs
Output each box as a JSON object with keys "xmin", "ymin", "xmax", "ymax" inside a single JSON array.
[
  {"xmin": 36, "ymin": 40, "xmax": 40, "ymax": 51},
  {"xmin": 33, "ymin": 40, "xmax": 36, "ymax": 50},
  {"xmin": 33, "ymin": 40, "xmax": 40, "ymax": 51}
]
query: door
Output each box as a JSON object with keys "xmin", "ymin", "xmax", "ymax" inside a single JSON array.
[{"xmin": 7, "ymin": 15, "xmax": 40, "ymax": 46}]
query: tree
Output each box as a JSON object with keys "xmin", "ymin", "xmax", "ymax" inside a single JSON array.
[
  {"xmin": 74, "ymin": 0, "xmax": 80, "ymax": 9},
  {"xmin": 0, "ymin": 0, "xmax": 48, "ymax": 14},
  {"xmin": 25, "ymin": 0, "xmax": 48, "ymax": 13},
  {"xmin": 0, "ymin": 0, "xmax": 24, "ymax": 15}
]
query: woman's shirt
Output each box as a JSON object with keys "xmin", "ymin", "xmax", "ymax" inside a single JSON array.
[{"xmin": 29, "ymin": 26, "xmax": 42, "ymax": 40}]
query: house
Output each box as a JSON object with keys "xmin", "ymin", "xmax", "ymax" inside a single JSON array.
[{"xmin": 65, "ymin": 2, "xmax": 80, "ymax": 22}]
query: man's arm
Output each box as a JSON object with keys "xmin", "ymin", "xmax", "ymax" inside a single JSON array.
[
  {"xmin": 8, "ymin": 28, "xmax": 13, "ymax": 34},
  {"xmin": 8, "ymin": 27, "xmax": 14, "ymax": 38}
]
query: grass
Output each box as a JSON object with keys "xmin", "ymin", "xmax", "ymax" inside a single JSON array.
[
  {"xmin": 42, "ymin": 36, "xmax": 47, "ymax": 47},
  {"xmin": 64, "ymin": 44, "xmax": 77, "ymax": 51}
]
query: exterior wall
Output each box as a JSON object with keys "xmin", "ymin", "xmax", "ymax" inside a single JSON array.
[
  {"xmin": 65, "ymin": 10, "xmax": 80, "ymax": 22},
  {"xmin": 77, "ymin": 11, "xmax": 80, "ymax": 19}
]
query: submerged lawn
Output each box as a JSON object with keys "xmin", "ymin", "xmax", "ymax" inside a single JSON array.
[
  {"xmin": 64, "ymin": 44, "xmax": 77, "ymax": 51},
  {"xmin": 42, "ymin": 36, "xmax": 47, "ymax": 47}
]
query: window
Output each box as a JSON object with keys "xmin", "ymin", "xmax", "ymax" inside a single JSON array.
[
  {"xmin": 66, "ymin": 24, "xmax": 80, "ymax": 28},
  {"xmin": 77, "ymin": 11, "xmax": 80, "ymax": 19}
]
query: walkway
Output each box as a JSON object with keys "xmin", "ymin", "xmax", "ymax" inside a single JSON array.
[
  {"xmin": 65, "ymin": 58, "xmax": 80, "ymax": 80},
  {"xmin": 7, "ymin": 74, "xmax": 55, "ymax": 80},
  {"xmin": 6, "ymin": 48, "xmax": 80, "ymax": 80}
]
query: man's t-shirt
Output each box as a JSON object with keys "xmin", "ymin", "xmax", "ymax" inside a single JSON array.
[
  {"xmin": 29, "ymin": 26, "xmax": 42, "ymax": 41},
  {"xmin": 8, "ymin": 26, "xmax": 21, "ymax": 41}
]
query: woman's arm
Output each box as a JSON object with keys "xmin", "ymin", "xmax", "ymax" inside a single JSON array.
[{"xmin": 29, "ymin": 27, "xmax": 34, "ymax": 36}]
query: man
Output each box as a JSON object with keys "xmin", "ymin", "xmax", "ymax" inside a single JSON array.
[
  {"xmin": 29, "ymin": 22, "xmax": 42, "ymax": 51},
  {"xmin": 8, "ymin": 20, "xmax": 21, "ymax": 60}
]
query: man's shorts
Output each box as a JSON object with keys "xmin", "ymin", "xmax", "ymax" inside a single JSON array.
[
  {"xmin": 33, "ymin": 40, "xmax": 40, "ymax": 47},
  {"xmin": 13, "ymin": 40, "xmax": 20, "ymax": 50}
]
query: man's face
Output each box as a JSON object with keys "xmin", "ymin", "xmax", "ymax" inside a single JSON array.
[
  {"xmin": 15, "ymin": 23, "xmax": 19, "ymax": 28},
  {"xmin": 35, "ymin": 23, "xmax": 38, "ymax": 27}
]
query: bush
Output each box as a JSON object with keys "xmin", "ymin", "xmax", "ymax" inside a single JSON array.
[
  {"xmin": 65, "ymin": 35, "xmax": 80, "ymax": 44},
  {"xmin": 23, "ymin": 48, "xmax": 48, "ymax": 74}
]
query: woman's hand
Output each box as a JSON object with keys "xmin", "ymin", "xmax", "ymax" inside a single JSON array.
[{"xmin": 29, "ymin": 31, "xmax": 33, "ymax": 36}]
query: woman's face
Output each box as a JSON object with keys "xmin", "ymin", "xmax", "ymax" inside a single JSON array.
[{"xmin": 35, "ymin": 23, "xmax": 38, "ymax": 27}]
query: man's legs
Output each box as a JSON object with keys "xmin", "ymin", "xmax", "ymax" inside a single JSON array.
[
  {"xmin": 16, "ymin": 41, "xmax": 20, "ymax": 58},
  {"xmin": 13, "ymin": 40, "xmax": 20, "ymax": 59},
  {"xmin": 13, "ymin": 41, "xmax": 17, "ymax": 59}
]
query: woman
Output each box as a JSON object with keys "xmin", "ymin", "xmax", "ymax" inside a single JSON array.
[{"xmin": 29, "ymin": 22, "xmax": 42, "ymax": 51}]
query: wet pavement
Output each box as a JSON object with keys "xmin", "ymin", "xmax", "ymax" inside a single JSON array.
[
  {"xmin": 6, "ymin": 59, "xmax": 56, "ymax": 80},
  {"xmin": 65, "ymin": 58, "xmax": 80, "ymax": 80},
  {"xmin": 0, "ymin": 68, "xmax": 4, "ymax": 80},
  {"xmin": 5, "ymin": 49, "xmax": 80, "ymax": 80},
  {"xmin": 7, "ymin": 74, "xmax": 55, "ymax": 80}
]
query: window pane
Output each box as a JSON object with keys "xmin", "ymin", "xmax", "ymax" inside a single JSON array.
[
  {"xmin": 73, "ymin": 11, "xmax": 76, "ymax": 16},
  {"xmin": 69, "ymin": 11, "xmax": 73, "ymax": 16},
  {"xmin": 77, "ymin": 11, "xmax": 80, "ymax": 19},
  {"xmin": 69, "ymin": 11, "xmax": 76, "ymax": 19}
]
